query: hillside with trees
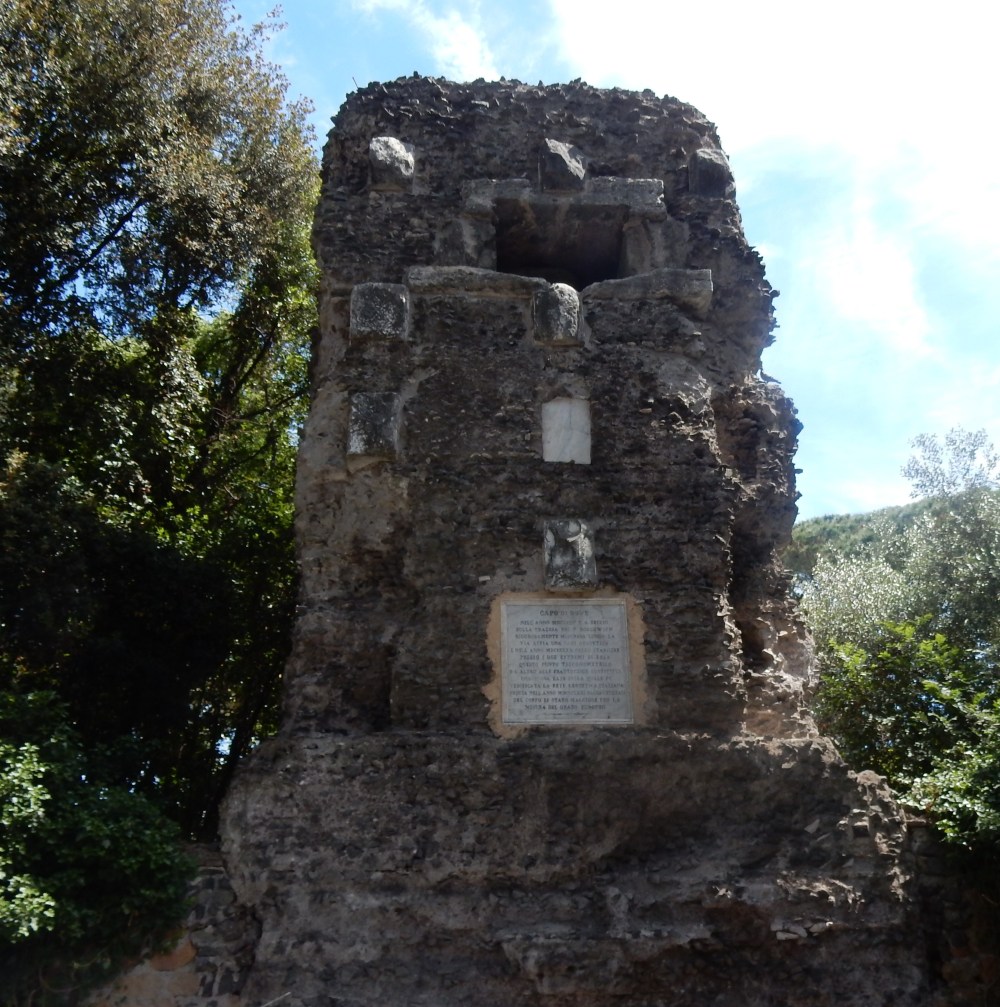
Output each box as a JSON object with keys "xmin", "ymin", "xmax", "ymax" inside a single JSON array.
[
  {"xmin": 791, "ymin": 429, "xmax": 1000, "ymax": 857},
  {"xmin": 784, "ymin": 499, "xmax": 931, "ymax": 579},
  {"xmin": 0, "ymin": 0, "xmax": 316, "ymax": 1000}
]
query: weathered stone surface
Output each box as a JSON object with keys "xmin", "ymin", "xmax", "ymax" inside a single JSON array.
[
  {"xmin": 86, "ymin": 847, "xmax": 257, "ymax": 1007},
  {"xmin": 368, "ymin": 134, "xmax": 414, "ymax": 190},
  {"xmin": 539, "ymin": 137, "xmax": 588, "ymax": 191},
  {"xmin": 584, "ymin": 266, "xmax": 713, "ymax": 316},
  {"xmin": 543, "ymin": 517, "xmax": 597, "ymax": 587},
  {"xmin": 224, "ymin": 733, "xmax": 930, "ymax": 1007},
  {"xmin": 586, "ymin": 174, "xmax": 665, "ymax": 207},
  {"xmin": 689, "ymin": 146, "xmax": 735, "ymax": 198},
  {"xmin": 350, "ymin": 281, "xmax": 409, "ymax": 339},
  {"xmin": 208, "ymin": 76, "xmax": 972, "ymax": 1007},
  {"xmin": 406, "ymin": 264, "xmax": 545, "ymax": 295},
  {"xmin": 532, "ymin": 282, "xmax": 581, "ymax": 345},
  {"xmin": 346, "ymin": 391, "xmax": 401, "ymax": 460}
]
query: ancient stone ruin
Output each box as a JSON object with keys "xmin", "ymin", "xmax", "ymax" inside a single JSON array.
[
  {"xmin": 77, "ymin": 67, "xmax": 1000, "ymax": 1007},
  {"xmin": 208, "ymin": 76, "xmax": 954, "ymax": 1007}
]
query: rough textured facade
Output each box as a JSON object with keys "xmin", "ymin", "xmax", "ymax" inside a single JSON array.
[{"xmin": 212, "ymin": 77, "xmax": 943, "ymax": 1006}]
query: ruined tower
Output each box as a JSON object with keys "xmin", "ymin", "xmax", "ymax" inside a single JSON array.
[{"xmin": 220, "ymin": 77, "xmax": 933, "ymax": 1006}]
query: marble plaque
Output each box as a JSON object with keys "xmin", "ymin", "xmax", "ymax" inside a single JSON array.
[
  {"xmin": 501, "ymin": 598, "xmax": 632, "ymax": 724},
  {"xmin": 542, "ymin": 398, "xmax": 591, "ymax": 464}
]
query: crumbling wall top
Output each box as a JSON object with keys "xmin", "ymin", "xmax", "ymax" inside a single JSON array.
[{"xmin": 314, "ymin": 77, "xmax": 770, "ymax": 353}]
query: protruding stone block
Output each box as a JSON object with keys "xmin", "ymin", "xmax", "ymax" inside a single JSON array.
[
  {"xmin": 542, "ymin": 398, "xmax": 591, "ymax": 464},
  {"xmin": 369, "ymin": 135, "xmax": 415, "ymax": 190},
  {"xmin": 347, "ymin": 392, "xmax": 401, "ymax": 460},
  {"xmin": 586, "ymin": 176, "xmax": 664, "ymax": 209},
  {"xmin": 532, "ymin": 283, "xmax": 581, "ymax": 345},
  {"xmin": 544, "ymin": 518, "xmax": 598, "ymax": 589},
  {"xmin": 539, "ymin": 138, "xmax": 588, "ymax": 191},
  {"xmin": 350, "ymin": 283, "xmax": 409, "ymax": 339},
  {"xmin": 584, "ymin": 267, "xmax": 713, "ymax": 318},
  {"xmin": 689, "ymin": 148, "xmax": 734, "ymax": 198},
  {"xmin": 407, "ymin": 266, "xmax": 545, "ymax": 296}
]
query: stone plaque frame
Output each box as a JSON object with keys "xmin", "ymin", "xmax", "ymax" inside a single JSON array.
[{"xmin": 485, "ymin": 592, "xmax": 648, "ymax": 737}]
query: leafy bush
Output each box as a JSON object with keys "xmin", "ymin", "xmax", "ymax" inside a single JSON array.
[
  {"xmin": 801, "ymin": 429, "xmax": 1000, "ymax": 852},
  {"xmin": 0, "ymin": 693, "xmax": 194, "ymax": 1005}
]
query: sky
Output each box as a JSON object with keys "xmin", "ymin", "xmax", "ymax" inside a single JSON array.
[{"xmin": 231, "ymin": 0, "xmax": 1000, "ymax": 520}]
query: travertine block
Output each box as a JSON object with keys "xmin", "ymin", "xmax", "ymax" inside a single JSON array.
[
  {"xmin": 532, "ymin": 283, "xmax": 581, "ymax": 345},
  {"xmin": 689, "ymin": 147, "xmax": 734, "ymax": 198},
  {"xmin": 347, "ymin": 392, "xmax": 401, "ymax": 459},
  {"xmin": 584, "ymin": 267, "xmax": 713, "ymax": 318},
  {"xmin": 350, "ymin": 283, "xmax": 409, "ymax": 339},
  {"xmin": 368, "ymin": 135, "xmax": 414, "ymax": 190},
  {"xmin": 539, "ymin": 138, "xmax": 588, "ymax": 191},
  {"xmin": 586, "ymin": 176, "xmax": 663, "ymax": 208}
]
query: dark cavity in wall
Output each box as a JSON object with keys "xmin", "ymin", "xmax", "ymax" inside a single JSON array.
[{"xmin": 494, "ymin": 197, "xmax": 626, "ymax": 289}]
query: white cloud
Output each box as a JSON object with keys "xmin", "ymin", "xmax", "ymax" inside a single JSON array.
[
  {"xmin": 545, "ymin": 0, "xmax": 1000, "ymax": 295},
  {"xmin": 540, "ymin": 0, "xmax": 1000, "ymax": 515},
  {"xmin": 809, "ymin": 197, "xmax": 933, "ymax": 359},
  {"xmin": 915, "ymin": 363, "xmax": 1000, "ymax": 442},
  {"xmin": 353, "ymin": 0, "xmax": 499, "ymax": 81},
  {"xmin": 836, "ymin": 475, "xmax": 916, "ymax": 516},
  {"xmin": 428, "ymin": 8, "xmax": 499, "ymax": 81},
  {"xmin": 546, "ymin": 0, "xmax": 995, "ymax": 154},
  {"xmin": 235, "ymin": 0, "xmax": 999, "ymax": 519}
]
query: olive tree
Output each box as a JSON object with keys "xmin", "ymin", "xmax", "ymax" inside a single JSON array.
[{"xmin": 800, "ymin": 429, "xmax": 1000, "ymax": 849}]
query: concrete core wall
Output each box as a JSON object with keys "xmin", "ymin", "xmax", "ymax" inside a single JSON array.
[{"xmin": 97, "ymin": 77, "xmax": 989, "ymax": 1007}]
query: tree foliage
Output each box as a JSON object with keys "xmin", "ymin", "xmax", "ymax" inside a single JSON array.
[
  {"xmin": 0, "ymin": 694, "xmax": 193, "ymax": 1005},
  {"xmin": 800, "ymin": 429, "xmax": 1000, "ymax": 850},
  {"xmin": 0, "ymin": 0, "xmax": 317, "ymax": 993},
  {"xmin": 784, "ymin": 500, "xmax": 932, "ymax": 580},
  {"xmin": 812, "ymin": 620, "xmax": 988, "ymax": 785},
  {"xmin": 0, "ymin": 0, "xmax": 314, "ymax": 351}
]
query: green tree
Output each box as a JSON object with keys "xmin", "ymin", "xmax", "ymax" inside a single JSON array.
[
  {"xmin": 0, "ymin": 0, "xmax": 314, "ymax": 352},
  {"xmin": 0, "ymin": 693, "xmax": 193, "ymax": 1006},
  {"xmin": 0, "ymin": 0, "xmax": 317, "ymax": 990},
  {"xmin": 812, "ymin": 620, "xmax": 987, "ymax": 784},
  {"xmin": 801, "ymin": 429, "xmax": 1000, "ymax": 849}
]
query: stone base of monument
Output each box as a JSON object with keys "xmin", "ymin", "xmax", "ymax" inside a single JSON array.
[{"xmin": 221, "ymin": 729, "xmax": 929, "ymax": 1007}]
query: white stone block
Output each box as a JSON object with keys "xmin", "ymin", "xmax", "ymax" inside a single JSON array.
[
  {"xmin": 542, "ymin": 398, "xmax": 591, "ymax": 464},
  {"xmin": 369, "ymin": 136, "xmax": 415, "ymax": 190}
]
